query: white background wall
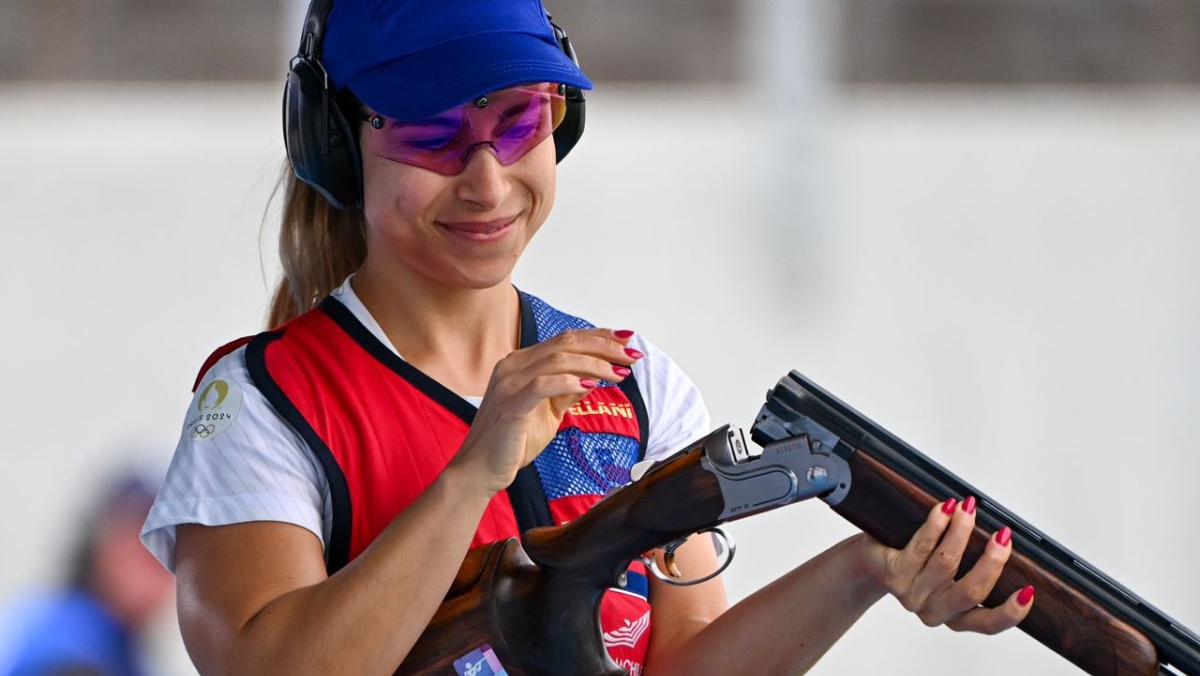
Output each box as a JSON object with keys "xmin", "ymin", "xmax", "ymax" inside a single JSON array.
[{"xmin": 1, "ymin": 81, "xmax": 1197, "ymax": 675}]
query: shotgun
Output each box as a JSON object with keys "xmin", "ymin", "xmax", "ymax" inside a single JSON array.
[{"xmin": 396, "ymin": 370, "xmax": 1200, "ymax": 676}]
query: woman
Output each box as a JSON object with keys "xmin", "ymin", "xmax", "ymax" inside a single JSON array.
[{"xmin": 141, "ymin": 0, "xmax": 1034, "ymax": 674}]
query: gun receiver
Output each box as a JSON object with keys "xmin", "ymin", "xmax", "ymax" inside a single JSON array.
[{"xmin": 752, "ymin": 370, "xmax": 1200, "ymax": 676}]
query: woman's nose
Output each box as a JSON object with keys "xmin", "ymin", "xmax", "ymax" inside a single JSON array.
[
  {"xmin": 458, "ymin": 140, "xmax": 497, "ymax": 167},
  {"xmin": 454, "ymin": 144, "xmax": 509, "ymax": 209}
]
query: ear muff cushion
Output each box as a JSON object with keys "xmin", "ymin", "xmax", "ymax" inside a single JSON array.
[
  {"xmin": 554, "ymin": 84, "xmax": 586, "ymax": 163},
  {"xmin": 549, "ymin": 21, "xmax": 586, "ymax": 163},
  {"xmin": 283, "ymin": 58, "xmax": 363, "ymax": 210}
]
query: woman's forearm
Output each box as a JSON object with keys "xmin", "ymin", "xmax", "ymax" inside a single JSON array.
[
  {"xmin": 649, "ymin": 534, "xmax": 885, "ymax": 676},
  {"xmin": 177, "ymin": 464, "xmax": 495, "ymax": 676}
]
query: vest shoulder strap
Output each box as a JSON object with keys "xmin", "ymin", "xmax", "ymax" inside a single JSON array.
[{"xmin": 192, "ymin": 335, "xmax": 253, "ymax": 392}]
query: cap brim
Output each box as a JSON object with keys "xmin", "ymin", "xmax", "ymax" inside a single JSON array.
[{"xmin": 345, "ymin": 32, "xmax": 594, "ymax": 121}]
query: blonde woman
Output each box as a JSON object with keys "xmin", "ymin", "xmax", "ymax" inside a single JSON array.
[{"xmin": 141, "ymin": 1, "xmax": 1032, "ymax": 674}]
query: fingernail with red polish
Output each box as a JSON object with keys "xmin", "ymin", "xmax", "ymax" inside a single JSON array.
[
  {"xmin": 994, "ymin": 526, "xmax": 1012, "ymax": 547},
  {"xmin": 624, "ymin": 347, "xmax": 645, "ymax": 359},
  {"xmin": 941, "ymin": 498, "xmax": 957, "ymax": 515},
  {"xmin": 612, "ymin": 365, "xmax": 632, "ymax": 377},
  {"xmin": 580, "ymin": 378, "xmax": 598, "ymax": 388},
  {"xmin": 1017, "ymin": 585, "xmax": 1035, "ymax": 606},
  {"xmin": 962, "ymin": 496, "xmax": 977, "ymax": 514},
  {"xmin": 614, "ymin": 330, "xmax": 635, "ymax": 339}
]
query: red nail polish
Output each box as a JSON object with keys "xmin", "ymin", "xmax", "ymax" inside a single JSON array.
[
  {"xmin": 962, "ymin": 496, "xmax": 977, "ymax": 514},
  {"xmin": 1017, "ymin": 585, "xmax": 1035, "ymax": 606},
  {"xmin": 612, "ymin": 365, "xmax": 632, "ymax": 377},
  {"xmin": 995, "ymin": 526, "xmax": 1012, "ymax": 547},
  {"xmin": 580, "ymin": 378, "xmax": 598, "ymax": 388},
  {"xmin": 614, "ymin": 330, "xmax": 635, "ymax": 339},
  {"xmin": 941, "ymin": 498, "xmax": 957, "ymax": 515},
  {"xmin": 624, "ymin": 347, "xmax": 644, "ymax": 359}
]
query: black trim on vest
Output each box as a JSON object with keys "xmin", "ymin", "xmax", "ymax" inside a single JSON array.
[
  {"xmin": 245, "ymin": 330, "xmax": 354, "ymax": 574},
  {"xmin": 517, "ymin": 291, "xmax": 540, "ymax": 350},
  {"xmin": 508, "ymin": 293, "xmax": 556, "ymax": 532},
  {"xmin": 320, "ymin": 296, "xmax": 478, "ymax": 424},
  {"xmin": 617, "ymin": 376, "xmax": 650, "ymax": 462},
  {"xmin": 321, "ymin": 294, "xmax": 555, "ymax": 533}
]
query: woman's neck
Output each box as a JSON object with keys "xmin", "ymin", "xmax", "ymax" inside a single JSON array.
[{"xmin": 351, "ymin": 263, "xmax": 521, "ymax": 397}]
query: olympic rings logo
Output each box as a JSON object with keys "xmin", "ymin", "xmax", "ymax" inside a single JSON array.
[{"xmin": 192, "ymin": 424, "xmax": 216, "ymax": 439}]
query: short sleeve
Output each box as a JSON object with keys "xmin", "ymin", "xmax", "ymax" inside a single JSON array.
[
  {"xmin": 140, "ymin": 346, "xmax": 329, "ymax": 573},
  {"xmin": 627, "ymin": 335, "xmax": 711, "ymax": 462}
]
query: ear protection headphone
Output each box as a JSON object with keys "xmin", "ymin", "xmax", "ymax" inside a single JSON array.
[{"xmin": 282, "ymin": 0, "xmax": 588, "ymax": 212}]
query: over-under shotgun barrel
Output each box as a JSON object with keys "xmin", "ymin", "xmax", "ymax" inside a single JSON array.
[
  {"xmin": 834, "ymin": 450, "xmax": 1159, "ymax": 676},
  {"xmin": 754, "ymin": 370, "xmax": 1200, "ymax": 676}
]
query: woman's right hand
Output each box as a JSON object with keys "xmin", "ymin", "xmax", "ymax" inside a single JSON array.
[{"xmin": 449, "ymin": 328, "xmax": 640, "ymax": 496}]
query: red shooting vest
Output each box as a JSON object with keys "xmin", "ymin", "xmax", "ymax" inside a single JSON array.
[{"xmin": 213, "ymin": 291, "xmax": 654, "ymax": 673}]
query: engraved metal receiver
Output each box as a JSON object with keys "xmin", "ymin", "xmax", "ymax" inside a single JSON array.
[
  {"xmin": 623, "ymin": 415, "xmax": 852, "ymax": 586},
  {"xmin": 696, "ymin": 421, "xmax": 852, "ymax": 520}
]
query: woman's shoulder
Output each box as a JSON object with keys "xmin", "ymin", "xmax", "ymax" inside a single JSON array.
[
  {"xmin": 188, "ymin": 303, "xmax": 328, "ymax": 393},
  {"xmin": 628, "ymin": 332, "xmax": 711, "ymax": 460},
  {"xmin": 192, "ymin": 335, "xmax": 256, "ymax": 391},
  {"xmin": 628, "ymin": 333, "xmax": 704, "ymax": 403}
]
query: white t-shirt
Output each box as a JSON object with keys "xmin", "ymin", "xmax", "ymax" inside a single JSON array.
[{"xmin": 141, "ymin": 280, "xmax": 711, "ymax": 572}]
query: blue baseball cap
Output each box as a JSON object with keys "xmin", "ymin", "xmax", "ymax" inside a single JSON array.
[{"xmin": 322, "ymin": 0, "xmax": 594, "ymax": 121}]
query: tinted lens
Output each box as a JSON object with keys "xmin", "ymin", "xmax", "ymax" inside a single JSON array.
[{"xmin": 365, "ymin": 83, "xmax": 566, "ymax": 175}]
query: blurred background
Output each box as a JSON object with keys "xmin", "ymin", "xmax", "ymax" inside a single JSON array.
[{"xmin": 1, "ymin": 0, "xmax": 1198, "ymax": 674}]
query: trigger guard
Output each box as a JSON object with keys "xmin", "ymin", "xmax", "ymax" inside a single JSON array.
[{"xmin": 640, "ymin": 527, "xmax": 737, "ymax": 587}]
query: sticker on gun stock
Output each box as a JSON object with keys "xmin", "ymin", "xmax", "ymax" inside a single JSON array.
[{"xmin": 453, "ymin": 644, "xmax": 508, "ymax": 676}]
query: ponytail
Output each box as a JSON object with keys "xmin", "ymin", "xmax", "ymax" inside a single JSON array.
[{"xmin": 265, "ymin": 165, "xmax": 367, "ymax": 328}]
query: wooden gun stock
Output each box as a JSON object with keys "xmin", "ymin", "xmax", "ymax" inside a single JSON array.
[
  {"xmin": 836, "ymin": 450, "xmax": 1158, "ymax": 676},
  {"xmin": 395, "ymin": 433, "xmax": 730, "ymax": 676}
]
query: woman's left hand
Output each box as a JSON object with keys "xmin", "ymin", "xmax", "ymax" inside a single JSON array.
[{"xmin": 858, "ymin": 496, "xmax": 1035, "ymax": 635}]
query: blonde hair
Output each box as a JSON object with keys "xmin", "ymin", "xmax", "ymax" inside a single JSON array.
[{"xmin": 265, "ymin": 166, "xmax": 367, "ymax": 328}]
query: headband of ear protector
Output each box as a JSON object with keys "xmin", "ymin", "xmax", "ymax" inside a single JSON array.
[{"xmin": 282, "ymin": 0, "xmax": 587, "ymax": 212}]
